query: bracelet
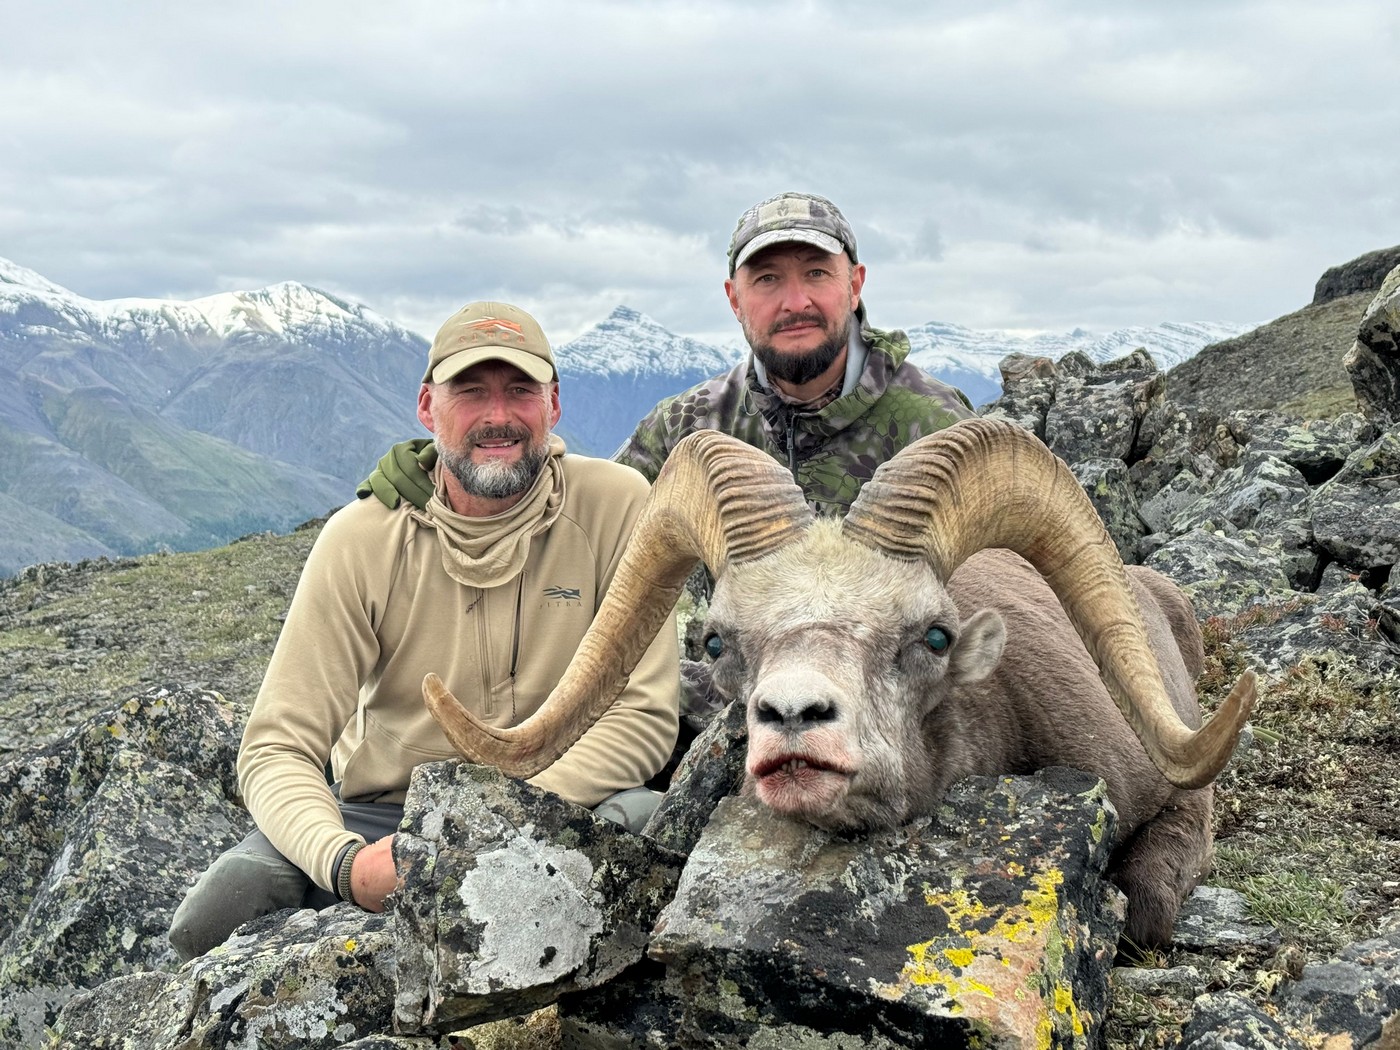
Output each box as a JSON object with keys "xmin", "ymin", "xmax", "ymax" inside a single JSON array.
[{"xmin": 336, "ymin": 841, "xmax": 365, "ymax": 903}]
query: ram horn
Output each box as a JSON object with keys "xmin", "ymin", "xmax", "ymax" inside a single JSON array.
[
  {"xmin": 425, "ymin": 430, "xmax": 814, "ymax": 777},
  {"xmin": 841, "ymin": 417, "xmax": 1255, "ymax": 789}
]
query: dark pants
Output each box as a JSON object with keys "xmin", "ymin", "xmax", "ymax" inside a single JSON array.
[
  {"xmin": 168, "ymin": 799, "xmax": 404, "ymax": 961},
  {"xmin": 167, "ymin": 786, "xmax": 661, "ymax": 962}
]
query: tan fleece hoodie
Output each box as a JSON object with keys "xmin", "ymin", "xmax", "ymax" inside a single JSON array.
[{"xmin": 237, "ymin": 452, "xmax": 680, "ymax": 892}]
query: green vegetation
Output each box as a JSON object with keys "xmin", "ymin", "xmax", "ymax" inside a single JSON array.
[{"xmin": 0, "ymin": 521, "xmax": 323, "ymax": 755}]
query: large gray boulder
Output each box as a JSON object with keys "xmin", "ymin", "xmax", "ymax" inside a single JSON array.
[
  {"xmin": 648, "ymin": 770, "xmax": 1124, "ymax": 1049},
  {"xmin": 1345, "ymin": 263, "xmax": 1400, "ymax": 424},
  {"xmin": 1044, "ymin": 349, "xmax": 1168, "ymax": 464},
  {"xmin": 392, "ymin": 763, "xmax": 685, "ymax": 1037},
  {"xmin": 1309, "ymin": 425, "xmax": 1400, "ymax": 573},
  {"xmin": 51, "ymin": 907, "xmax": 394, "ymax": 1049},
  {"xmin": 0, "ymin": 688, "xmax": 247, "ymax": 1046}
]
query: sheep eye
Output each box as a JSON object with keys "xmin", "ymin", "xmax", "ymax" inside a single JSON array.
[
  {"xmin": 704, "ymin": 633, "xmax": 724, "ymax": 659},
  {"xmin": 924, "ymin": 626, "xmax": 950, "ymax": 652}
]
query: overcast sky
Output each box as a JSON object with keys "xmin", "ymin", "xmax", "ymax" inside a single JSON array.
[{"xmin": 3, "ymin": 1, "xmax": 1397, "ymax": 345}]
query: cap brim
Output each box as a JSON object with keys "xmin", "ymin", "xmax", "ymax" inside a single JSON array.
[
  {"xmin": 732, "ymin": 228, "xmax": 844, "ymax": 272},
  {"xmin": 430, "ymin": 346, "xmax": 556, "ymax": 385}
]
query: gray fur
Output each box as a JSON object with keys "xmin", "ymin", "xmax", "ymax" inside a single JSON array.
[{"xmin": 702, "ymin": 519, "xmax": 1214, "ymax": 948}]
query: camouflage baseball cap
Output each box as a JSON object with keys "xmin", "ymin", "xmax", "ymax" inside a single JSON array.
[
  {"xmin": 423, "ymin": 300, "xmax": 557, "ymax": 384},
  {"xmin": 727, "ymin": 192, "xmax": 859, "ymax": 276}
]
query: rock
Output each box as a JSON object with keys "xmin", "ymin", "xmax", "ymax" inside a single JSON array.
[
  {"xmin": 1072, "ymin": 457, "xmax": 1148, "ymax": 561},
  {"xmin": 1345, "ymin": 264, "xmax": 1400, "ymax": 424},
  {"xmin": 1309, "ymin": 426, "xmax": 1400, "ymax": 571},
  {"xmin": 1380, "ymin": 565, "xmax": 1400, "ymax": 641},
  {"xmin": 1172, "ymin": 990, "xmax": 1308, "ymax": 1050},
  {"xmin": 392, "ymin": 762, "xmax": 685, "ymax": 1036},
  {"xmin": 1275, "ymin": 921, "xmax": 1400, "ymax": 1046},
  {"xmin": 1170, "ymin": 887, "xmax": 1281, "ymax": 956},
  {"xmin": 1232, "ymin": 580, "xmax": 1389, "ymax": 679},
  {"xmin": 1143, "ymin": 530, "xmax": 1292, "ymax": 620},
  {"xmin": 1232, "ymin": 412, "xmax": 1377, "ymax": 485},
  {"xmin": 1045, "ymin": 353, "xmax": 1167, "ymax": 465},
  {"xmin": 556, "ymin": 958, "xmax": 681, "ymax": 1049},
  {"xmin": 1139, "ymin": 470, "xmax": 1211, "ymax": 535},
  {"xmin": 642, "ymin": 697, "xmax": 748, "ymax": 858},
  {"xmin": 0, "ymin": 688, "xmax": 247, "ymax": 1044},
  {"xmin": 981, "ymin": 353, "xmax": 1057, "ymax": 438},
  {"xmin": 1314, "ymin": 245, "xmax": 1400, "ymax": 305},
  {"xmin": 1170, "ymin": 451, "xmax": 1313, "ymax": 535},
  {"xmin": 649, "ymin": 769, "xmax": 1124, "ymax": 1049},
  {"xmin": 51, "ymin": 907, "xmax": 394, "ymax": 1049},
  {"xmin": 1174, "ymin": 910, "xmax": 1400, "ymax": 1050}
]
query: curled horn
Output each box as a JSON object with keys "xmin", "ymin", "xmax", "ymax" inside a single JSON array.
[
  {"xmin": 425, "ymin": 430, "xmax": 814, "ymax": 777},
  {"xmin": 842, "ymin": 417, "xmax": 1256, "ymax": 789}
]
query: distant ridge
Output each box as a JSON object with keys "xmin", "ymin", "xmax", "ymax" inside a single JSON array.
[{"xmin": 905, "ymin": 319, "xmax": 1253, "ymax": 408}]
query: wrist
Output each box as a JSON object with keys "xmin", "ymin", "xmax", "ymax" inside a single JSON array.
[{"xmin": 334, "ymin": 841, "xmax": 365, "ymax": 904}]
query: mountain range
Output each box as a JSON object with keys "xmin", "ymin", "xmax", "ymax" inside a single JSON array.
[{"xmin": 0, "ymin": 256, "xmax": 1252, "ymax": 577}]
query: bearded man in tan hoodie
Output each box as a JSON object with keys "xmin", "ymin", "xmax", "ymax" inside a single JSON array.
[{"xmin": 169, "ymin": 301, "xmax": 679, "ymax": 961}]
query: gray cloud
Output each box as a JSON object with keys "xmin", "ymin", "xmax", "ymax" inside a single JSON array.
[{"xmin": 2, "ymin": 0, "xmax": 1396, "ymax": 342}]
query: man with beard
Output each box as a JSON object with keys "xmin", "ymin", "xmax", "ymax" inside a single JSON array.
[
  {"xmin": 168, "ymin": 301, "xmax": 679, "ymax": 961},
  {"xmin": 615, "ymin": 191, "xmax": 975, "ymax": 516}
]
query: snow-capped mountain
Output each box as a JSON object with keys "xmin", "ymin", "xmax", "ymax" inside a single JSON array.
[
  {"xmin": 552, "ymin": 306, "xmax": 740, "ymax": 455},
  {"xmin": 0, "ymin": 261, "xmax": 425, "ymax": 576},
  {"xmin": 905, "ymin": 319, "xmax": 1254, "ymax": 408},
  {"xmin": 0, "ymin": 255, "xmax": 1253, "ymax": 577}
]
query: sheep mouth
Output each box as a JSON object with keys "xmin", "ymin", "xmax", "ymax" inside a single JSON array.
[
  {"xmin": 750, "ymin": 754, "xmax": 852, "ymax": 815},
  {"xmin": 751, "ymin": 754, "xmax": 852, "ymax": 791},
  {"xmin": 751, "ymin": 754, "xmax": 848, "ymax": 779}
]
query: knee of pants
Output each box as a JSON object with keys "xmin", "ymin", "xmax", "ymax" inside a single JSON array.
[
  {"xmin": 168, "ymin": 847, "xmax": 311, "ymax": 962},
  {"xmin": 592, "ymin": 787, "xmax": 663, "ymax": 834}
]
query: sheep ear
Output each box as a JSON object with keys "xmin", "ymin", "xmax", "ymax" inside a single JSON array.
[{"xmin": 948, "ymin": 609, "xmax": 1005, "ymax": 685}]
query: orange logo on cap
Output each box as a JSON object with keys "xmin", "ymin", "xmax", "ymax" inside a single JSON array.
[{"xmin": 465, "ymin": 318, "xmax": 524, "ymax": 338}]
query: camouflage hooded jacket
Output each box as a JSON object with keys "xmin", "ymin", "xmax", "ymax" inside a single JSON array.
[{"xmin": 613, "ymin": 325, "xmax": 977, "ymax": 517}]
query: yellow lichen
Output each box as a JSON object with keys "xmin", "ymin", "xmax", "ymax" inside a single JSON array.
[{"xmin": 944, "ymin": 947, "xmax": 976, "ymax": 968}]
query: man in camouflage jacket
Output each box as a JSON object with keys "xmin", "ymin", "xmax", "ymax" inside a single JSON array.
[
  {"xmin": 613, "ymin": 192, "xmax": 974, "ymax": 516},
  {"xmin": 360, "ymin": 192, "xmax": 975, "ymax": 517},
  {"xmin": 615, "ymin": 320, "xmax": 972, "ymax": 517}
]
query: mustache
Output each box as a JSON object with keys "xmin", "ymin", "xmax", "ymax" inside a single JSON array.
[
  {"xmin": 769, "ymin": 312, "xmax": 826, "ymax": 336},
  {"xmin": 467, "ymin": 425, "xmax": 531, "ymax": 445}
]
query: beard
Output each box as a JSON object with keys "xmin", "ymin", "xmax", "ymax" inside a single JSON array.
[
  {"xmin": 746, "ymin": 311, "xmax": 850, "ymax": 387},
  {"xmin": 438, "ymin": 425, "xmax": 550, "ymax": 501}
]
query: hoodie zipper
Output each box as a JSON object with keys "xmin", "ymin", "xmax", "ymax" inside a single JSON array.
[
  {"xmin": 784, "ymin": 412, "xmax": 798, "ymax": 476},
  {"xmin": 509, "ymin": 572, "xmax": 524, "ymax": 722}
]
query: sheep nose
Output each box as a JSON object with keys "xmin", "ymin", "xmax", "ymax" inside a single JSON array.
[{"xmin": 753, "ymin": 694, "xmax": 839, "ymax": 731}]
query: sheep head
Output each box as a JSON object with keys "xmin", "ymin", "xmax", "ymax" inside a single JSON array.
[{"xmin": 703, "ymin": 522, "xmax": 1007, "ymax": 830}]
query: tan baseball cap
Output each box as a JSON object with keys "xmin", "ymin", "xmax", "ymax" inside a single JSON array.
[{"xmin": 423, "ymin": 301, "xmax": 557, "ymax": 384}]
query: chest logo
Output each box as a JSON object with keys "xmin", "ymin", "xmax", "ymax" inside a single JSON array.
[{"xmin": 543, "ymin": 585, "xmax": 581, "ymax": 601}]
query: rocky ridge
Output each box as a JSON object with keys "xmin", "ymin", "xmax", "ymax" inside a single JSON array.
[{"xmin": 1166, "ymin": 244, "xmax": 1400, "ymax": 420}]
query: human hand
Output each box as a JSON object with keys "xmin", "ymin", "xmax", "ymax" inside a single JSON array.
[
  {"xmin": 350, "ymin": 834, "xmax": 401, "ymax": 912},
  {"xmin": 355, "ymin": 439, "xmax": 437, "ymax": 510}
]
